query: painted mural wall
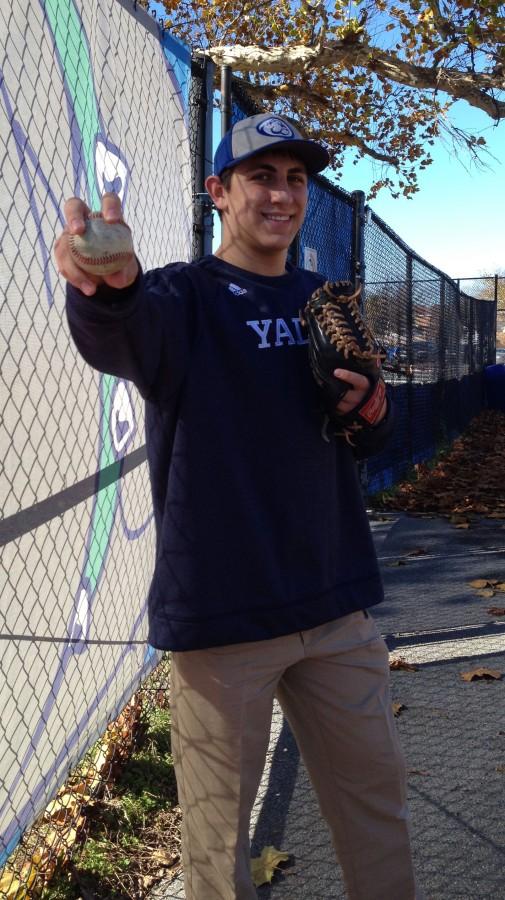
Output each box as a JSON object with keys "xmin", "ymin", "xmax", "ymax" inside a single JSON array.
[{"xmin": 0, "ymin": 0, "xmax": 192, "ymax": 861}]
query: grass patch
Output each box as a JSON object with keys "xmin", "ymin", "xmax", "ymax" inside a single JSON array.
[{"xmin": 42, "ymin": 672, "xmax": 181, "ymax": 899}]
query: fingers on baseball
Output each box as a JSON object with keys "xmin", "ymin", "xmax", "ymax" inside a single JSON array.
[
  {"xmin": 54, "ymin": 233, "xmax": 101, "ymax": 295},
  {"xmin": 101, "ymin": 192, "xmax": 123, "ymax": 223},
  {"xmin": 64, "ymin": 197, "xmax": 91, "ymax": 234}
]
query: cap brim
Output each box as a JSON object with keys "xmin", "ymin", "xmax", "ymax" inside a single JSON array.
[{"xmin": 218, "ymin": 139, "xmax": 330, "ymax": 176}]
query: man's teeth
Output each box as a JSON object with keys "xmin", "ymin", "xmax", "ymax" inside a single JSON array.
[{"xmin": 265, "ymin": 214, "xmax": 290, "ymax": 220}]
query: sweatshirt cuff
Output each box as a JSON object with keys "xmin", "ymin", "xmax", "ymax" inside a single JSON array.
[{"xmin": 66, "ymin": 263, "xmax": 143, "ymax": 317}]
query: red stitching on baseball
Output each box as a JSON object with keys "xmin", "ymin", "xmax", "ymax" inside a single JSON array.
[{"xmin": 71, "ymin": 248, "xmax": 131, "ymax": 266}]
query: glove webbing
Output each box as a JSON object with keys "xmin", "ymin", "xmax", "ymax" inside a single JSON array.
[{"xmin": 307, "ymin": 283, "xmax": 385, "ymax": 366}]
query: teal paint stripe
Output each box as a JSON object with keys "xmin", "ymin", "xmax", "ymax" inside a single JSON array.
[{"xmin": 43, "ymin": 0, "xmax": 100, "ymax": 205}]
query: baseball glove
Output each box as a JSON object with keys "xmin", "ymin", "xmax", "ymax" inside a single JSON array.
[{"xmin": 301, "ymin": 280, "xmax": 387, "ymax": 445}]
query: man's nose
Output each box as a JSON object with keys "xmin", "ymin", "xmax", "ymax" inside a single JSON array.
[{"xmin": 270, "ymin": 186, "xmax": 291, "ymax": 202}]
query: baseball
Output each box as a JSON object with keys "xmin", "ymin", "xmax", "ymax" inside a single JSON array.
[{"xmin": 69, "ymin": 212, "xmax": 134, "ymax": 275}]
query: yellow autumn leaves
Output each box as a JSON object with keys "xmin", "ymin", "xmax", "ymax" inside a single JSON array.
[{"xmin": 250, "ymin": 844, "xmax": 290, "ymax": 887}]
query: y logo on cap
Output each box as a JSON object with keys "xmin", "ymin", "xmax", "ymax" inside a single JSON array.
[{"xmin": 257, "ymin": 117, "xmax": 295, "ymax": 139}]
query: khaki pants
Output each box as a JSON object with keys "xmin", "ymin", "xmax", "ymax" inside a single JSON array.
[{"xmin": 170, "ymin": 611, "xmax": 419, "ymax": 900}]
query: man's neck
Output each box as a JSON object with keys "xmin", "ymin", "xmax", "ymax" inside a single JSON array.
[{"xmin": 214, "ymin": 243, "xmax": 289, "ymax": 277}]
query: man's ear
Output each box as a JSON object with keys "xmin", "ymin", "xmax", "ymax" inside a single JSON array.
[{"xmin": 205, "ymin": 174, "xmax": 227, "ymax": 211}]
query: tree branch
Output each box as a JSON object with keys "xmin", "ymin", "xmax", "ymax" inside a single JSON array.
[
  {"xmin": 426, "ymin": 0, "xmax": 456, "ymax": 41},
  {"xmin": 300, "ymin": 0, "xmax": 328, "ymax": 52},
  {"xmin": 237, "ymin": 78, "xmax": 398, "ymax": 164},
  {"xmin": 201, "ymin": 39, "xmax": 505, "ymax": 120}
]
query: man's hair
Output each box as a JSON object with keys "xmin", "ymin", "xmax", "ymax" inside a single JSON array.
[{"xmin": 219, "ymin": 167, "xmax": 234, "ymax": 193}]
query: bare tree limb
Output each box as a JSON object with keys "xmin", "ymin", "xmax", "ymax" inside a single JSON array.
[{"xmin": 200, "ymin": 39, "xmax": 505, "ymax": 120}]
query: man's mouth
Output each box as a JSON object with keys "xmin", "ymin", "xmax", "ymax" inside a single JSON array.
[{"xmin": 263, "ymin": 213, "xmax": 291, "ymax": 221}]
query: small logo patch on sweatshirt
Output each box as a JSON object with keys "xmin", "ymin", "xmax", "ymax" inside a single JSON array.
[{"xmin": 228, "ymin": 282, "xmax": 247, "ymax": 296}]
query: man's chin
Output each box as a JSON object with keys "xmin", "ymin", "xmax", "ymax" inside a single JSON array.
[{"xmin": 259, "ymin": 234, "xmax": 296, "ymax": 252}]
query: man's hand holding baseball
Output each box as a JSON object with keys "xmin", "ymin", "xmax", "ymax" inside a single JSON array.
[{"xmin": 54, "ymin": 192, "xmax": 139, "ymax": 295}]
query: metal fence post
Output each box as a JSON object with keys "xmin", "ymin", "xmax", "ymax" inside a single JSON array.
[
  {"xmin": 191, "ymin": 56, "xmax": 215, "ymax": 260},
  {"xmin": 351, "ymin": 190, "xmax": 366, "ymax": 290},
  {"xmin": 437, "ymin": 276, "xmax": 447, "ymax": 445},
  {"xmin": 406, "ymin": 255, "xmax": 414, "ymax": 461},
  {"xmin": 469, "ymin": 293, "xmax": 475, "ymax": 374},
  {"xmin": 493, "ymin": 274, "xmax": 499, "ymax": 363},
  {"xmin": 352, "ymin": 190, "xmax": 367, "ymax": 494},
  {"xmin": 220, "ymin": 64, "xmax": 232, "ymax": 136},
  {"xmin": 439, "ymin": 277, "xmax": 446, "ymax": 377}
]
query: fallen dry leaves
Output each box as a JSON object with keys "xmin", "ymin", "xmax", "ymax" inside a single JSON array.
[
  {"xmin": 390, "ymin": 658, "xmax": 419, "ymax": 672},
  {"xmin": 467, "ymin": 579, "xmax": 505, "ymax": 611},
  {"xmin": 460, "ymin": 667, "xmax": 502, "ymax": 682},
  {"xmin": 376, "ymin": 410, "xmax": 505, "ymax": 521},
  {"xmin": 250, "ymin": 846, "xmax": 290, "ymax": 887}
]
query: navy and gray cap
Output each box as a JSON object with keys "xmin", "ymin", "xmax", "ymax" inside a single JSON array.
[{"xmin": 214, "ymin": 113, "xmax": 330, "ymax": 177}]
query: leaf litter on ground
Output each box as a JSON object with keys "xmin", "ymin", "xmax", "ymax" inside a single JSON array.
[
  {"xmin": 389, "ymin": 658, "xmax": 418, "ymax": 672},
  {"xmin": 373, "ymin": 410, "xmax": 505, "ymax": 522},
  {"xmin": 460, "ymin": 667, "xmax": 502, "ymax": 682},
  {"xmin": 250, "ymin": 846, "xmax": 290, "ymax": 887}
]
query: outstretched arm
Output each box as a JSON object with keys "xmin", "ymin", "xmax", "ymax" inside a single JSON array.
[{"xmin": 56, "ymin": 193, "xmax": 195, "ymax": 403}]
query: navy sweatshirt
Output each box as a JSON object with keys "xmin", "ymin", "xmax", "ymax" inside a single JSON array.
[{"xmin": 66, "ymin": 255, "xmax": 393, "ymax": 651}]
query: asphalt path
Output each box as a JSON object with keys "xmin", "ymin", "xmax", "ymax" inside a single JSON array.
[{"xmin": 157, "ymin": 512, "xmax": 505, "ymax": 900}]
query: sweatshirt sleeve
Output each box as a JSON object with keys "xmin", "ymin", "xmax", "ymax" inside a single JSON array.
[
  {"xmin": 65, "ymin": 263, "xmax": 197, "ymax": 405},
  {"xmin": 349, "ymin": 393, "xmax": 395, "ymax": 460}
]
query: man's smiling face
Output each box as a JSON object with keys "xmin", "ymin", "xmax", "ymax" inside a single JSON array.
[{"xmin": 212, "ymin": 150, "xmax": 309, "ymax": 272}]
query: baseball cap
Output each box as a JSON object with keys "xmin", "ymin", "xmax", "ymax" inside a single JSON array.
[{"xmin": 213, "ymin": 113, "xmax": 330, "ymax": 177}]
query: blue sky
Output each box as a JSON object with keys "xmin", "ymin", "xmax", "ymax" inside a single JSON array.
[{"xmin": 335, "ymin": 102, "xmax": 504, "ymax": 280}]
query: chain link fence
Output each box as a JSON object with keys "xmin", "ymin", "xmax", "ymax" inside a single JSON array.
[
  {"xmin": 458, "ymin": 276, "xmax": 504, "ymax": 347},
  {"xmin": 363, "ymin": 213, "xmax": 496, "ymax": 493},
  {"xmin": 1, "ymin": 1, "xmax": 193, "ymax": 894}
]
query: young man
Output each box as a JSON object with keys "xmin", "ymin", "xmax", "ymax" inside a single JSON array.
[{"xmin": 56, "ymin": 113, "xmax": 420, "ymax": 900}]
